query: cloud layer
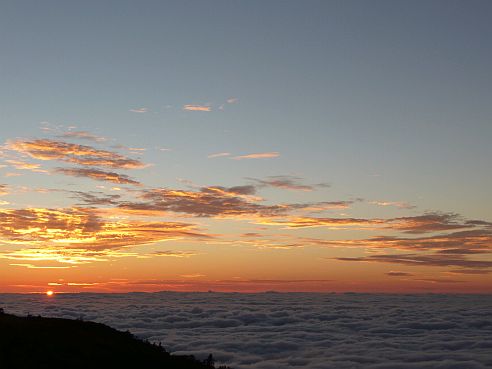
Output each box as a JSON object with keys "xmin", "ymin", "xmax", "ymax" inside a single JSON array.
[{"xmin": 1, "ymin": 293, "xmax": 491, "ymax": 369}]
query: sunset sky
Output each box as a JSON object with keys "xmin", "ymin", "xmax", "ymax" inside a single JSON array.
[{"xmin": 1, "ymin": 0, "xmax": 491, "ymax": 293}]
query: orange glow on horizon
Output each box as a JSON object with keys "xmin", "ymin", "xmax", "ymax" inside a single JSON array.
[{"xmin": 1, "ymin": 130, "xmax": 491, "ymax": 294}]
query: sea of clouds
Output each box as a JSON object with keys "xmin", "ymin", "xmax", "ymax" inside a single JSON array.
[{"xmin": 1, "ymin": 293, "xmax": 491, "ymax": 369}]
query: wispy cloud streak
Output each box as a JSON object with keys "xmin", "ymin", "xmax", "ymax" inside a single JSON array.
[
  {"xmin": 129, "ymin": 107, "xmax": 148, "ymax": 113},
  {"xmin": 248, "ymin": 175, "xmax": 328, "ymax": 191},
  {"xmin": 8, "ymin": 139, "xmax": 146, "ymax": 169},
  {"xmin": 61, "ymin": 131, "xmax": 107, "ymax": 143},
  {"xmin": 55, "ymin": 167, "xmax": 141, "ymax": 186},
  {"xmin": 232, "ymin": 152, "xmax": 280, "ymax": 160},
  {"xmin": 183, "ymin": 105, "xmax": 211, "ymax": 112},
  {"xmin": 207, "ymin": 152, "xmax": 230, "ymax": 159}
]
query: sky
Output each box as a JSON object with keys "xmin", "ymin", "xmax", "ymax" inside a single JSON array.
[{"xmin": 0, "ymin": 0, "xmax": 491, "ymax": 293}]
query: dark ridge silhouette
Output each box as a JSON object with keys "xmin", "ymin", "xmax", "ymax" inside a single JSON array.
[{"xmin": 0, "ymin": 309, "xmax": 230, "ymax": 369}]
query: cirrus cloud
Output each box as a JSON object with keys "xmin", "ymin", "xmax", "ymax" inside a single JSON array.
[
  {"xmin": 60, "ymin": 131, "xmax": 107, "ymax": 143},
  {"xmin": 335, "ymin": 253, "xmax": 492, "ymax": 270},
  {"xmin": 232, "ymin": 152, "xmax": 280, "ymax": 160},
  {"xmin": 183, "ymin": 105, "xmax": 211, "ymax": 112},
  {"xmin": 7, "ymin": 139, "xmax": 146, "ymax": 169},
  {"xmin": 129, "ymin": 107, "xmax": 148, "ymax": 113},
  {"xmin": 247, "ymin": 175, "xmax": 329, "ymax": 191},
  {"xmin": 55, "ymin": 167, "xmax": 141, "ymax": 186},
  {"xmin": 207, "ymin": 152, "xmax": 231, "ymax": 159}
]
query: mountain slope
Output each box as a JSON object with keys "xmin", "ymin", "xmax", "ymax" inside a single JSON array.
[{"xmin": 0, "ymin": 311, "xmax": 228, "ymax": 369}]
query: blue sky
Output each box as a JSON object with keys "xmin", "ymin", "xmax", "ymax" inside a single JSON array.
[{"xmin": 1, "ymin": 1, "xmax": 491, "ymax": 292}]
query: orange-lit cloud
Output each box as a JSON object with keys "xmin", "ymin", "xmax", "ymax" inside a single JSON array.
[
  {"xmin": 61, "ymin": 131, "xmax": 107, "ymax": 142},
  {"xmin": 233, "ymin": 152, "xmax": 280, "ymax": 160},
  {"xmin": 9, "ymin": 263, "xmax": 71, "ymax": 269},
  {"xmin": 55, "ymin": 167, "xmax": 141, "ymax": 186},
  {"xmin": 212, "ymin": 233, "xmax": 308, "ymax": 250},
  {"xmin": 208, "ymin": 152, "xmax": 231, "ymax": 158},
  {"xmin": 0, "ymin": 185, "xmax": 8, "ymax": 196},
  {"xmin": 73, "ymin": 183, "xmax": 478, "ymax": 239},
  {"xmin": 8, "ymin": 139, "xmax": 146, "ymax": 169},
  {"xmin": 0, "ymin": 207, "xmax": 210, "ymax": 254},
  {"xmin": 310, "ymin": 228, "xmax": 492, "ymax": 254},
  {"xmin": 118, "ymin": 278, "xmax": 337, "ymax": 293},
  {"xmin": 152, "ymin": 250, "xmax": 199, "ymax": 258},
  {"xmin": 5, "ymin": 160, "xmax": 47, "ymax": 173},
  {"xmin": 69, "ymin": 191, "xmax": 122, "ymax": 206},
  {"xmin": 1, "ymin": 247, "xmax": 138, "ymax": 266},
  {"xmin": 55, "ymin": 282, "xmax": 100, "ymax": 286},
  {"xmin": 4, "ymin": 172, "xmax": 22, "ymax": 177},
  {"xmin": 129, "ymin": 107, "xmax": 148, "ymax": 113},
  {"xmin": 335, "ymin": 253, "xmax": 492, "ymax": 270},
  {"xmin": 413, "ymin": 277, "xmax": 465, "ymax": 284},
  {"xmin": 447, "ymin": 269, "xmax": 491, "ymax": 275},
  {"xmin": 369, "ymin": 200, "xmax": 415, "ymax": 209},
  {"xmin": 386, "ymin": 271, "xmax": 414, "ymax": 277},
  {"xmin": 116, "ymin": 186, "xmax": 283, "ymax": 218},
  {"xmin": 257, "ymin": 213, "xmax": 492, "ymax": 233},
  {"xmin": 388, "ymin": 213, "xmax": 482, "ymax": 234},
  {"xmin": 258, "ymin": 216, "xmax": 384, "ymax": 229},
  {"xmin": 183, "ymin": 104, "xmax": 211, "ymax": 112},
  {"xmin": 248, "ymin": 175, "xmax": 329, "ymax": 191},
  {"xmin": 288, "ymin": 201, "xmax": 354, "ymax": 212}
]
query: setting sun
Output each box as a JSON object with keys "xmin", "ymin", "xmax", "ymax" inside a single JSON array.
[{"xmin": 46, "ymin": 290, "xmax": 54, "ymax": 297}]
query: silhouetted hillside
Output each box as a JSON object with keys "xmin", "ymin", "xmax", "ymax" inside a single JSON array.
[{"xmin": 0, "ymin": 310, "xmax": 229, "ymax": 369}]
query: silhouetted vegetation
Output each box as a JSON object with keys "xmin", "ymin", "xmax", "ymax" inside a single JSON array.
[{"xmin": 0, "ymin": 311, "xmax": 230, "ymax": 369}]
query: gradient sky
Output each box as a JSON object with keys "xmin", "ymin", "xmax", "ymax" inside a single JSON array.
[{"xmin": 1, "ymin": 0, "xmax": 491, "ymax": 293}]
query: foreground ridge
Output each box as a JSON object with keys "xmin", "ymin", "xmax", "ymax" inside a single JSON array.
[{"xmin": 0, "ymin": 309, "xmax": 230, "ymax": 369}]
